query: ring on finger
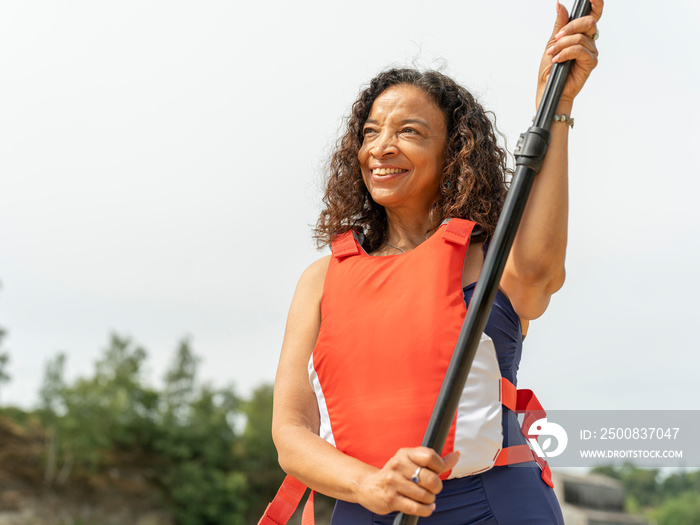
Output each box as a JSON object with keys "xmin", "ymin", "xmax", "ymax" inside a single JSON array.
[
  {"xmin": 411, "ymin": 466, "xmax": 423, "ymax": 484},
  {"xmin": 590, "ymin": 29, "xmax": 599, "ymax": 41}
]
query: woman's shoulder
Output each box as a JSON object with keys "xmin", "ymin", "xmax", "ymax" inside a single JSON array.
[
  {"xmin": 305, "ymin": 255, "xmax": 332, "ymax": 276},
  {"xmin": 295, "ymin": 255, "xmax": 332, "ymax": 296},
  {"xmin": 284, "ymin": 256, "xmax": 331, "ymax": 331}
]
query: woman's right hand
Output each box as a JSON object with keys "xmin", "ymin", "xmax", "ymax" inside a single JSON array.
[{"xmin": 355, "ymin": 447, "xmax": 460, "ymax": 517}]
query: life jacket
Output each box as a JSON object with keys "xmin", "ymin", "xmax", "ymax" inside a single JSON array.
[{"xmin": 259, "ymin": 219, "xmax": 552, "ymax": 525}]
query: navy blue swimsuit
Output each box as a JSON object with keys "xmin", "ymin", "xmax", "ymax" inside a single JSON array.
[{"xmin": 329, "ymin": 284, "xmax": 564, "ymax": 524}]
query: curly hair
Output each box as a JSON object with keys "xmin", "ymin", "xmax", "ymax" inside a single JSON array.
[{"xmin": 314, "ymin": 68, "xmax": 511, "ymax": 252}]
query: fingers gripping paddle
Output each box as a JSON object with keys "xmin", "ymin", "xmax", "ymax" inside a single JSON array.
[{"xmin": 392, "ymin": 2, "xmax": 592, "ymax": 524}]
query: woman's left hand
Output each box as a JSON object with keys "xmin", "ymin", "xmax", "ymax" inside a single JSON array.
[{"xmin": 536, "ymin": 0, "xmax": 604, "ymax": 106}]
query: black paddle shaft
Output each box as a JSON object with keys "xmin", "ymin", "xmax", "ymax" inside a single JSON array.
[{"xmin": 393, "ymin": 2, "xmax": 591, "ymax": 524}]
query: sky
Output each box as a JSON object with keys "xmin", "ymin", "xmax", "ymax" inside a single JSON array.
[{"xmin": 1, "ymin": 1, "xmax": 699, "ymax": 415}]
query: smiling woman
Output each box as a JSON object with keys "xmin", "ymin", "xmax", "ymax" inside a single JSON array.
[
  {"xmin": 267, "ymin": 1, "xmax": 604, "ymax": 524},
  {"xmin": 316, "ymin": 70, "xmax": 508, "ymax": 257}
]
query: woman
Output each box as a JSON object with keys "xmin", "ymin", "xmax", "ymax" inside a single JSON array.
[{"xmin": 271, "ymin": 2, "xmax": 603, "ymax": 523}]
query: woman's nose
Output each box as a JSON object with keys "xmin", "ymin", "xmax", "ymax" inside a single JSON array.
[{"xmin": 370, "ymin": 132, "xmax": 398, "ymax": 158}]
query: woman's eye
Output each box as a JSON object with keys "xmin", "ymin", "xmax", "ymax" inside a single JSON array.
[
  {"xmin": 362, "ymin": 128, "xmax": 376, "ymax": 136},
  {"xmin": 401, "ymin": 127, "xmax": 417, "ymax": 134}
]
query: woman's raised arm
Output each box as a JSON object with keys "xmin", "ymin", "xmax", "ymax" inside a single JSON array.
[{"xmin": 501, "ymin": 0, "xmax": 603, "ymax": 320}]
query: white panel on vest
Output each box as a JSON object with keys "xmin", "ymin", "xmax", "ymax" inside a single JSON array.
[
  {"xmin": 449, "ymin": 333, "xmax": 504, "ymax": 478},
  {"xmin": 308, "ymin": 354, "xmax": 337, "ymax": 447}
]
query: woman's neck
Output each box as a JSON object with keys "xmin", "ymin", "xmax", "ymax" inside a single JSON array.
[{"xmin": 384, "ymin": 209, "xmax": 435, "ymax": 251}]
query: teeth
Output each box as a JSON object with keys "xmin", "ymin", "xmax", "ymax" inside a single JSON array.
[{"xmin": 373, "ymin": 168, "xmax": 406, "ymax": 175}]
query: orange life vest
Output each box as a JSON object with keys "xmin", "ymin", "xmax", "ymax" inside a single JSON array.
[{"xmin": 259, "ymin": 219, "xmax": 552, "ymax": 525}]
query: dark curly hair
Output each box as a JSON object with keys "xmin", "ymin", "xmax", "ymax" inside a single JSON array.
[{"xmin": 314, "ymin": 68, "xmax": 511, "ymax": 251}]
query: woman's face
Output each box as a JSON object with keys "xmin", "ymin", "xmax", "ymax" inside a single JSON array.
[{"xmin": 358, "ymin": 84, "xmax": 447, "ymax": 216}]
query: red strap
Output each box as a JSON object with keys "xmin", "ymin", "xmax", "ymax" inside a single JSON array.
[
  {"xmin": 494, "ymin": 444, "xmax": 533, "ymax": 466},
  {"xmin": 501, "ymin": 381, "xmax": 547, "ymax": 427},
  {"xmin": 516, "ymin": 389, "xmax": 546, "ymax": 439},
  {"xmin": 499, "ymin": 384, "xmax": 547, "ymax": 440},
  {"xmin": 442, "ymin": 219, "xmax": 476, "ymax": 246},
  {"xmin": 500, "ymin": 378, "xmax": 517, "ymax": 412},
  {"xmin": 331, "ymin": 231, "xmax": 360, "ymax": 259},
  {"xmin": 534, "ymin": 453, "xmax": 554, "ymax": 488},
  {"xmin": 258, "ymin": 475, "xmax": 308, "ymax": 525},
  {"xmin": 493, "ymin": 445, "xmax": 554, "ymax": 489},
  {"xmin": 301, "ymin": 491, "xmax": 316, "ymax": 525},
  {"xmin": 496, "ymin": 385, "xmax": 554, "ymax": 488},
  {"xmin": 516, "ymin": 388, "xmax": 544, "ymax": 413}
]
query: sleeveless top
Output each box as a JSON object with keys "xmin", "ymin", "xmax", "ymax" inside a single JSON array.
[{"xmin": 308, "ymin": 219, "xmax": 512, "ymax": 478}]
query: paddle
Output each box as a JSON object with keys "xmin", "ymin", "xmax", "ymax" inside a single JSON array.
[{"xmin": 392, "ymin": 2, "xmax": 592, "ymax": 523}]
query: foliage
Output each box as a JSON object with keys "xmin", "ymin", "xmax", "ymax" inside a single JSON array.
[
  {"xmin": 592, "ymin": 464, "xmax": 700, "ymax": 524},
  {"xmin": 0, "ymin": 284, "xmax": 9, "ymax": 401},
  {"xmin": 13, "ymin": 329, "xmax": 700, "ymax": 524},
  {"xmin": 660, "ymin": 469, "xmax": 700, "ymax": 497},
  {"xmin": 30, "ymin": 333, "xmax": 287, "ymax": 525},
  {"xmin": 592, "ymin": 464, "xmax": 661, "ymax": 508},
  {"xmin": 0, "ymin": 326, "xmax": 10, "ymax": 402},
  {"xmin": 37, "ymin": 336, "xmax": 161, "ymax": 475},
  {"xmin": 654, "ymin": 490, "xmax": 700, "ymax": 525}
]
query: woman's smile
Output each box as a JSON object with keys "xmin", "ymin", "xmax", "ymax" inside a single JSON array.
[
  {"xmin": 369, "ymin": 166, "xmax": 410, "ymax": 182},
  {"xmin": 371, "ymin": 167, "xmax": 408, "ymax": 176}
]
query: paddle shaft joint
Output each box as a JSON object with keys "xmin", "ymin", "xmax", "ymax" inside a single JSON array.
[{"xmin": 515, "ymin": 126, "xmax": 551, "ymax": 173}]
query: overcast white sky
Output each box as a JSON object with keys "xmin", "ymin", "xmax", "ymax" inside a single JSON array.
[{"xmin": 1, "ymin": 1, "xmax": 699, "ymax": 412}]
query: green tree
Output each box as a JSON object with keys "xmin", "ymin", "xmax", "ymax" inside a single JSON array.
[
  {"xmin": 662, "ymin": 470, "xmax": 700, "ymax": 499},
  {"xmin": 655, "ymin": 491, "xmax": 700, "ymax": 525},
  {"xmin": 590, "ymin": 465, "xmax": 621, "ymax": 481},
  {"xmin": 31, "ymin": 333, "xmax": 301, "ymax": 524},
  {"xmin": 162, "ymin": 461, "xmax": 247, "ymax": 525},
  {"xmin": 622, "ymin": 465, "xmax": 661, "ymax": 508},
  {"xmin": 155, "ymin": 340, "xmax": 251, "ymax": 524},
  {"xmin": 162, "ymin": 338, "xmax": 199, "ymax": 420},
  {"xmin": 40, "ymin": 334, "xmax": 160, "ymax": 481},
  {"xmin": 38, "ymin": 352, "xmax": 67, "ymax": 417},
  {"xmin": 90, "ymin": 333, "xmax": 159, "ymax": 448},
  {"xmin": 37, "ymin": 352, "xmax": 67, "ymax": 484},
  {"xmin": 0, "ymin": 327, "xmax": 10, "ymax": 404},
  {"xmin": 592, "ymin": 464, "xmax": 661, "ymax": 509},
  {"xmin": 156, "ymin": 384, "xmax": 248, "ymax": 524}
]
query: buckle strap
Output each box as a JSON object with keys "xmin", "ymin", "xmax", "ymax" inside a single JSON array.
[
  {"xmin": 441, "ymin": 218, "xmax": 476, "ymax": 246},
  {"xmin": 301, "ymin": 491, "xmax": 316, "ymax": 525},
  {"xmin": 258, "ymin": 475, "xmax": 313, "ymax": 525},
  {"xmin": 500, "ymin": 380, "xmax": 547, "ymax": 439},
  {"xmin": 497, "ymin": 382, "xmax": 554, "ymax": 488},
  {"xmin": 500, "ymin": 378, "xmax": 517, "ymax": 412},
  {"xmin": 500, "ymin": 380, "xmax": 545, "ymax": 415},
  {"xmin": 493, "ymin": 444, "xmax": 533, "ymax": 466},
  {"xmin": 493, "ymin": 445, "xmax": 554, "ymax": 489},
  {"xmin": 517, "ymin": 389, "xmax": 546, "ymax": 437},
  {"xmin": 331, "ymin": 231, "xmax": 360, "ymax": 259},
  {"xmin": 534, "ymin": 454, "xmax": 554, "ymax": 488}
]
